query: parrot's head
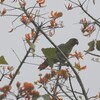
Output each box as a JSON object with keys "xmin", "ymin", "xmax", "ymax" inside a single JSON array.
[{"xmin": 67, "ymin": 38, "xmax": 79, "ymax": 46}]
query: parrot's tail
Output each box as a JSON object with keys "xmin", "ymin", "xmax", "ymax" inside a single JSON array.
[{"xmin": 38, "ymin": 60, "xmax": 48, "ymax": 70}]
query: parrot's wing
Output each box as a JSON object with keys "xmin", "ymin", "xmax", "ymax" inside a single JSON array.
[{"xmin": 56, "ymin": 44, "xmax": 68, "ymax": 63}]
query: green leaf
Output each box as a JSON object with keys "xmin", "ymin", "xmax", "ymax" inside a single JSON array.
[
  {"xmin": 0, "ymin": 56, "xmax": 8, "ymax": 64},
  {"xmin": 96, "ymin": 40, "xmax": 100, "ymax": 51},
  {"xmin": 87, "ymin": 40, "xmax": 95, "ymax": 52},
  {"xmin": 42, "ymin": 94, "xmax": 51, "ymax": 100},
  {"xmin": 42, "ymin": 48, "xmax": 57, "ymax": 67},
  {"xmin": 32, "ymin": 96, "xmax": 40, "ymax": 100}
]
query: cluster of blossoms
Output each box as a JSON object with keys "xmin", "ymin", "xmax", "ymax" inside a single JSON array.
[
  {"xmin": 16, "ymin": 82, "xmax": 40, "ymax": 100},
  {"xmin": 18, "ymin": 0, "xmax": 45, "ymax": 25},
  {"xmin": 80, "ymin": 18, "xmax": 96, "ymax": 36},
  {"xmin": 36, "ymin": 70, "xmax": 69, "ymax": 100},
  {"xmin": 65, "ymin": 3, "xmax": 73, "ymax": 10},
  {"xmin": 69, "ymin": 51, "xmax": 83, "ymax": 60},
  {"xmin": 0, "ymin": 82, "xmax": 39, "ymax": 100},
  {"xmin": 75, "ymin": 62, "xmax": 86, "ymax": 71},
  {"xmin": 0, "ymin": 85, "xmax": 11, "ymax": 99},
  {"xmin": 12, "ymin": 0, "xmax": 45, "ymax": 7},
  {"xmin": 37, "ymin": 0, "xmax": 45, "ymax": 7},
  {"xmin": 49, "ymin": 11, "xmax": 63, "ymax": 28},
  {"xmin": 69, "ymin": 51, "xmax": 86, "ymax": 71},
  {"xmin": 20, "ymin": 15, "xmax": 33, "ymax": 25},
  {"xmin": 25, "ymin": 31, "xmax": 36, "ymax": 41},
  {"xmin": 37, "ymin": 69, "xmax": 69, "ymax": 85},
  {"xmin": 47, "ymin": 11, "xmax": 63, "ymax": 37},
  {"xmin": 0, "ymin": 66, "xmax": 14, "ymax": 80}
]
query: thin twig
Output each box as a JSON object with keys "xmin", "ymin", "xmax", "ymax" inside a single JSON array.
[
  {"xmin": 84, "ymin": 51, "xmax": 100, "ymax": 57},
  {"xmin": 43, "ymin": 86, "xmax": 59, "ymax": 100},
  {"xmin": 58, "ymin": 84, "xmax": 74, "ymax": 100},
  {"xmin": 0, "ymin": 3, "xmax": 21, "ymax": 10},
  {"xmin": 29, "ymin": 2, "xmax": 37, "ymax": 15},
  {"xmin": 95, "ymin": 27, "xmax": 100, "ymax": 40},
  {"xmin": 14, "ymin": 24, "xmax": 24, "ymax": 29},
  {"xmin": 68, "ymin": 0, "xmax": 79, "ymax": 6},
  {"xmin": 12, "ymin": 13, "xmax": 23, "ymax": 24},
  {"xmin": 82, "ymin": 0, "xmax": 88, "ymax": 5},
  {"xmin": 3, "ymin": 14, "xmax": 21, "ymax": 17},
  {"xmin": 22, "ymin": 38, "xmax": 28, "ymax": 52},
  {"xmin": 66, "ymin": 87, "xmax": 83, "ymax": 95},
  {"xmin": 11, "ymin": 48, "xmax": 21, "ymax": 62},
  {"xmin": 24, "ymin": 62, "xmax": 39, "ymax": 66},
  {"xmin": 69, "ymin": 75, "xmax": 78, "ymax": 100}
]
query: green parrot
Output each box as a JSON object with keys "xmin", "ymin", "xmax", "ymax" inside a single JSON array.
[{"xmin": 38, "ymin": 38, "xmax": 79, "ymax": 70}]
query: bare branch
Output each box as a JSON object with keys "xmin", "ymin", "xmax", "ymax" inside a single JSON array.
[
  {"xmin": 58, "ymin": 84, "xmax": 74, "ymax": 100},
  {"xmin": 69, "ymin": 75, "xmax": 78, "ymax": 100},
  {"xmin": 11, "ymin": 48, "xmax": 21, "ymax": 62}
]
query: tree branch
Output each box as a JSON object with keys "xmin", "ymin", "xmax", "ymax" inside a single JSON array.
[
  {"xmin": 84, "ymin": 51, "xmax": 100, "ymax": 57},
  {"xmin": 9, "ymin": 34, "xmax": 39, "ymax": 85},
  {"xmin": 58, "ymin": 84, "xmax": 74, "ymax": 100},
  {"xmin": 69, "ymin": 75, "xmax": 78, "ymax": 100}
]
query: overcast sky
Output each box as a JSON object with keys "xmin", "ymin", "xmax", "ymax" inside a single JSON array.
[{"xmin": 0, "ymin": 0, "xmax": 100, "ymax": 99}]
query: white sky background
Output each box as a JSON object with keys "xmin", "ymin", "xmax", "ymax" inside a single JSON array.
[{"xmin": 0, "ymin": 0, "xmax": 100, "ymax": 99}]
